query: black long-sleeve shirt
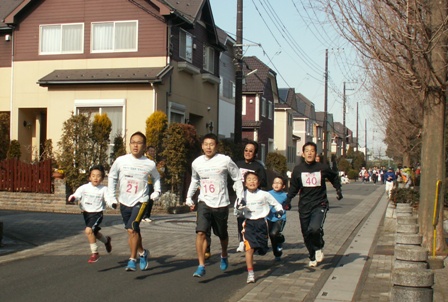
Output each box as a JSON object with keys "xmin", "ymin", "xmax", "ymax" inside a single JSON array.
[{"xmin": 287, "ymin": 161, "xmax": 341, "ymax": 213}]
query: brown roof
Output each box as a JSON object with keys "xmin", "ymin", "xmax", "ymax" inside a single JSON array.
[
  {"xmin": 242, "ymin": 120, "xmax": 262, "ymax": 128},
  {"xmin": 37, "ymin": 66, "xmax": 173, "ymax": 86},
  {"xmin": 0, "ymin": 0, "xmax": 24, "ymax": 27},
  {"xmin": 243, "ymin": 56, "xmax": 276, "ymax": 93},
  {"xmin": 160, "ymin": 0, "xmax": 205, "ymax": 23}
]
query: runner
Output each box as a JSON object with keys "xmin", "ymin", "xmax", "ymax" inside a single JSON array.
[
  {"xmin": 108, "ymin": 131, "xmax": 161, "ymax": 271},
  {"xmin": 266, "ymin": 176, "xmax": 287, "ymax": 261},
  {"xmin": 284, "ymin": 142, "xmax": 343, "ymax": 267},
  {"xmin": 186, "ymin": 133, "xmax": 244, "ymax": 278}
]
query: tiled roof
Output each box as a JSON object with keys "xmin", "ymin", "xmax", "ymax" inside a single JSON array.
[
  {"xmin": 37, "ymin": 66, "xmax": 173, "ymax": 86},
  {"xmin": 243, "ymin": 56, "xmax": 276, "ymax": 93},
  {"xmin": 161, "ymin": 0, "xmax": 205, "ymax": 23},
  {"xmin": 242, "ymin": 120, "xmax": 262, "ymax": 128},
  {"xmin": 0, "ymin": 0, "xmax": 23, "ymax": 27}
]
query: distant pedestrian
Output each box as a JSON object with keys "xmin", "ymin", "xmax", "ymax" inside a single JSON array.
[
  {"xmin": 384, "ymin": 167, "xmax": 396, "ymax": 199},
  {"xmin": 185, "ymin": 133, "xmax": 244, "ymax": 278},
  {"xmin": 237, "ymin": 171, "xmax": 284, "ymax": 283},
  {"xmin": 266, "ymin": 176, "xmax": 287, "ymax": 261},
  {"xmin": 108, "ymin": 131, "xmax": 161, "ymax": 271},
  {"xmin": 68, "ymin": 165, "xmax": 113, "ymax": 263},
  {"xmin": 284, "ymin": 142, "xmax": 343, "ymax": 267}
]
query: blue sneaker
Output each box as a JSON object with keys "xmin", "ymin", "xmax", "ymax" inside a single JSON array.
[
  {"xmin": 193, "ymin": 265, "xmax": 206, "ymax": 277},
  {"xmin": 125, "ymin": 259, "xmax": 137, "ymax": 271},
  {"xmin": 139, "ymin": 249, "xmax": 149, "ymax": 271},
  {"xmin": 220, "ymin": 257, "xmax": 228, "ymax": 271}
]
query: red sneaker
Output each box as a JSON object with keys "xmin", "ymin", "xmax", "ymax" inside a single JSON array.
[
  {"xmin": 88, "ymin": 253, "xmax": 100, "ymax": 263},
  {"xmin": 105, "ymin": 236, "xmax": 112, "ymax": 253}
]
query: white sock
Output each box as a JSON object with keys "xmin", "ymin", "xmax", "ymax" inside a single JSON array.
[{"xmin": 90, "ymin": 243, "xmax": 98, "ymax": 253}]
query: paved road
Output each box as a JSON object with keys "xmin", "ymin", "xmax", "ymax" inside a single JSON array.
[{"xmin": 0, "ymin": 182, "xmax": 382, "ymax": 302}]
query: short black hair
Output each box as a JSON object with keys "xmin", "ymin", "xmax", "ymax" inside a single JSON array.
[
  {"xmin": 302, "ymin": 141, "xmax": 317, "ymax": 153},
  {"xmin": 273, "ymin": 175, "xmax": 286, "ymax": 186},
  {"xmin": 130, "ymin": 131, "xmax": 146, "ymax": 145},
  {"xmin": 202, "ymin": 133, "xmax": 218, "ymax": 145},
  {"xmin": 244, "ymin": 170, "xmax": 259, "ymax": 183},
  {"xmin": 89, "ymin": 165, "xmax": 105, "ymax": 179},
  {"xmin": 245, "ymin": 141, "xmax": 259, "ymax": 155}
]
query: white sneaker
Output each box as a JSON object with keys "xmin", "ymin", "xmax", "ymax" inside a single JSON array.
[
  {"xmin": 309, "ymin": 260, "xmax": 317, "ymax": 267},
  {"xmin": 142, "ymin": 218, "xmax": 152, "ymax": 222},
  {"xmin": 247, "ymin": 273, "xmax": 255, "ymax": 283},
  {"xmin": 316, "ymin": 250, "xmax": 324, "ymax": 262},
  {"xmin": 236, "ymin": 241, "xmax": 245, "ymax": 252}
]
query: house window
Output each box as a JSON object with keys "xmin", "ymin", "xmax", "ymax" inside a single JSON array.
[
  {"xmin": 40, "ymin": 23, "xmax": 84, "ymax": 55},
  {"xmin": 261, "ymin": 143, "xmax": 266, "ymax": 163},
  {"xmin": 268, "ymin": 101, "xmax": 273, "ymax": 119},
  {"xmin": 75, "ymin": 99, "xmax": 125, "ymax": 163},
  {"xmin": 168, "ymin": 102, "xmax": 186, "ymax": 124},
  {"xmin": 288, "ymin": 112, "xmax": 293, "ymax": 126},
  {"xmin": 219, "ymin": 76, "xmax": 224, "ymax": 97},
  {"xmin": 91, "ymin": 21, "xmax": 137, "ymax": 53},
  {"xmin": 179, "ymin": 30, "xmax": 193, "ymax": 62},
  {"xmin": 261, "ymin": 97, "xmax": 267, "ymax": 117},
  {"xmin": 203, "ymin": 45, "xmax": 215, "ymax": 73}
]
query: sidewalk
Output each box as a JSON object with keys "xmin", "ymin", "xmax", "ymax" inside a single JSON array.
[{"xmin": 1, "ymin": 184, "xmax": 447, "ymax": 301}]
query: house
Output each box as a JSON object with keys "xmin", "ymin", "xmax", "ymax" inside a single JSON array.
[
  {"xmin": 1, "ymin": 0, "xmax": 223, "ymax": 161},
  {"xmin": 242, "ymin": 56, "xmax": 278, "ymax": 162},
  {"xmin": 216, "ymin": 26, "xmax": 236, "ymax": 139},
  {"xmin": 275, "ymin": 88, "xmax": 299, "ymax": 171},
  {"xmin": 294, "ymin": 93, "xmax": 318, "ymax": 157}
]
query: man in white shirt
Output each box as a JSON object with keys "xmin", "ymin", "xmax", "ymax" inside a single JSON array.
[
  {"xmin": 186, "ymin": 133, "xmax": 244, "ymax": 278},
  {"xmin": 108, "ymin": 131, "xmax": 161, "ymax": 272}
]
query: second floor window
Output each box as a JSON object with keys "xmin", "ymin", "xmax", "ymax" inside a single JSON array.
[
  {"xmin": 92, "ymin": 21, "xmax": 137, "ymax": 53},
  {"xmin": 179, "ymin": 30, "xmax": 193, "ymax": 62},
  {"xmin": 261, "ymin": 97, "xmax": 267, "ymax": 117},
  {"xmin": 203, "ymin": 45, "xmax": 215, "ymax": 73},
  {"xmin": 268, "ymin": 101, "xmax": 273, "ymax": 119},
  {"xmin": 40, "ymin": 23, "xmax": 84, "ymax": 55}
]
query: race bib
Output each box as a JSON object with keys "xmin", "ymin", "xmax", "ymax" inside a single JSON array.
[
  {"xmin": 201, "ymin": 179, "xmax": 220, "ymax": 196},
  {"xmin": 301, "ymin": 171, "xmax": 321, "ymax": 187},
  {"xmin": 125, "ymin": 179, "xmax": 140, "ymax": 194}
]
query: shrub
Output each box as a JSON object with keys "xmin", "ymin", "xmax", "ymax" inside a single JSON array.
[
  {"xmin": 0, "ymin": 113, "xmax": 10, "ymax": 160},
  {"xmin": 111, "ymin": 134, "xmax": 126, "ymax": 163},
  {"xmin": 7, "ymin": 140, "xmax": 21, "ymax": 159},
  {"xmin": 266, "ymin": 152, "xmax": 287, "ymax": 175},
  {"xmin": 390, "ymin": 187, "xmax": 420, "ymax": 207},
  {"xmin": 347, "ymin": 169, "xmax": 359, "ymax": 180},
  {"xmin": 146, "ymin": 111, "xmax": 168, "ymax": 158}
]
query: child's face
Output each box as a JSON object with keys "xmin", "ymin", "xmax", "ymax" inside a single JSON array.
[
  {"xmin": 245, "ymin": 173, "xmax": 260, "ymax": 191},
  {"xmin": 89, "ymin": 169, "xmax": 103, "ymax": 186},
  {"xmin": 272, "ymin": 178, "xmax": 285, "ymax": 192}
]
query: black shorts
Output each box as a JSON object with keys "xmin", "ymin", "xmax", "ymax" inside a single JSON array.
[
  {"xmin": 196, "ymin": 201, "xmax": 229, "ymax": 240},
  {"xmin": 120, "ymin": 202, "xmax": 147, "ymax": 233},
  {"xmin": 242, "ymin": 218, "xmax": 269, "ymax": 255},
  {"xmin": 83, "ymin": 212, "xmax": 103, "ymax": 235}
]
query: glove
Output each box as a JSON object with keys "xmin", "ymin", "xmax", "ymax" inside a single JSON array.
[
  {"xmin": 234, "ymin": 207, "xmax": 244, "ymax": 217},
  {"xmin": 236, "ymin": 198, "xmax": 246, "ymax": 210},
  {"xmin": 336, "ymin": 189, "xmax": 343, "ymax": 200},
  {"xmin": 186, "ymin": 198, "xmax": 195, "ymax": 207},
  {"xmin": 283, "ymin": 202, "xmax": 291, "ymax": 211},
  {"xmin": 150, "ymin": 191, "xmax": 161, "ymax": 201},
  {"xmin": 111, "ymin": 203, "xmax": 118, "ymax": 209},
  {"xmin": 67, "ymin": 195, "xmax": 76, "ymax": 203},
  {"xmin": 276, "ymin": 210, "xmax": 284, "ymax": 219}
]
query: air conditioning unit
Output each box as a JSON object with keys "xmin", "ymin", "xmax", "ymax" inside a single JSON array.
[{"xmin": 5, "ymin": 34, "xmax": 11, "ymax": 41}]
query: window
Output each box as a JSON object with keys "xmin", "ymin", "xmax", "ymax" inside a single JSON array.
[
  {"xmin": 75, "ymin": 99, "xmax": 125, "ymax": 163},
  {"xmin": 261, "ymin": 144, "xmax": 266, "ymax": 163},
  {"xmin": 219, "ymin": 76, "xmax": 224, "ymax": 97},
  {"xmin": 288, "ymin": 112, "xmax": 293, "ymax": 126},
  {"xmin": 169, "ymin": 102, "xmax": 186, "ymax": 123},
  {"xmin": 40, "ymin": 23, "xmax": 83, "ymax": 55},
  {"xmin": 268, "ymin": 101, "xmax": 273, "ymax": 119},
  {"xmin": 203, "ymin": 45, "xmax": 215, "ymax": 73},
  {"xmin": 92, "ymin": 21, "xmax": 137, "ymax": 53},
  {"xmin": 179, "ymin": 30, "xmax": 193, "ymax": 62},
  {"xmin": 261, "ymin": 97, "xmax": 267, "ymax": 117}
]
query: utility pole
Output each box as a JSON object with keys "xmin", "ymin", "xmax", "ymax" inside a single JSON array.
[
  {"xmin": 365, "ymin": 119, "xmax": 367, "ymax": 165},
  {"xmin": 356, "ymin": 102, "xmax": 358, "ymax": 153},
  {"xmin": 323, "ymin": 49, "xmax": 328, "ymax": 163},
  {"xmin": 234, "ymin": 0, "xmax": 243, "ymax": 144},
  {"xmin": 342, "ymin": 82, "xmax": 346, "ymax": 157}
]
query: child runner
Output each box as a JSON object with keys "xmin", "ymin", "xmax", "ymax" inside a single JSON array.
[
  {"xmin": 266, "ymin": 176, "xmax": 287, "ymax": 261},
  {"xmin": 238, "ymin": 171, "xmax": 284, "ymax": 284},
  {"xmin": 108, "ymin": 131, "xmax": 161, "ymax": 271},
  {"xmin": 68, "ymin": 165, "xmax": 113, "ymax": 263}
]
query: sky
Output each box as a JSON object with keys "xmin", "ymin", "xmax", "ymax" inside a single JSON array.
[{"xmin": 209, "ymin": 0, "xmax": 386, "ymax": 156}]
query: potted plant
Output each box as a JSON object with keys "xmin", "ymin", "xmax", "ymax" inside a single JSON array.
[{"xmin": 53, "ymin": 168, "xmax": 65, "ymax": 179}]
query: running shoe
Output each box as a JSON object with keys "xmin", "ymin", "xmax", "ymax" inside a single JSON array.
[
  {"xmin": 126, "ymin": 259, "xmax": 137, "ymax": 271},
  {"xmin": 316, "ymin": 249, "xmax": 324, "ymax": 262},
  {"xmin": 193, "ymin": 265, "xmax": 206, "ymax": 277},
  {"xmin": 142, "ymin": 218, "xmax": 152, "ymax": 222},
  {"xmin": 236, "ymin": 241, "xmax": 245, "ymax": 252},
  {"xmin": 105, "ymin": 236, "xmax": 112, "ymax": 253},
  {"xmin": 220, "ymin": 257, "xmax": 228, "ymax": 271},
  {"xmin": 139, "ymin": 249, "xmax": 150, "ymax": 270},
  {"xmin": 247, "ymin": 273, "xmax": 255, "ymax": 283},
  {"xmin": 309, "ymin": 260, "xmax": 317, "ymax": 267},
  {"xmin": 88, "ymin": 253, "xmax": 100, "ymax": 263},
  {"xmin": 277, "ymin": 243, "xmax": 283, "ymax": 252}
]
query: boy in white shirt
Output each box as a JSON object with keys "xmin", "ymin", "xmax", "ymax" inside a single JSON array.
[
  {"xmin": 68, "ymin": 165, "xmax": 113, "ymax": 263},
  {"xmin": 238, "ymin": 171, "xmax": 284, "ymax": 283}
]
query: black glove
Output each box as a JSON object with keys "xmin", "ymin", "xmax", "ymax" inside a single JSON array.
[
  {"xmin": 236, "ymin": 198, "xmax": 246, "ymax": 210},
  {"xmin": 336, "ymin": 189, "xmax": 343, "ymax": 200},
  {"xmin": 112, "ymin": 203, "xmax": 118, "ymax": 209},
  {"xmin": 276, "ymin": 210, "xmax": 284, "ymax": 219}
]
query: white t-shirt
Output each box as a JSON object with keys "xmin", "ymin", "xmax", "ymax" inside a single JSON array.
[
  {"xmin": 72, "ymin": 182, "xmax": 110, "ymax": 212},
  {"xmin": 187, "ymin": 154, "xmax": 243, "ymax": 208},
  {"xmin": 108, "ymin": 154, "xmax": 161, "ymax": 207},
  {"xmin": 243, "ymin": 189, "xmax": 283, "ymax": 220}
]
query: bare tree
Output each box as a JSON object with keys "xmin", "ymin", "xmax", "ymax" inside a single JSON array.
[{"xmin": 312, "ymin": 0, "xmax": 447, "ymax": 252}]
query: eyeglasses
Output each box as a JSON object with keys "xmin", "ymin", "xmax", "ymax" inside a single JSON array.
[{"xmin": 130, "ymin": 141, "xmax": 144, "ymax": 145}]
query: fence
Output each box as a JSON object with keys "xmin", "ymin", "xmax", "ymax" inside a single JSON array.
[{"xmin": 0, "ymin": 158, "xmax": 52, "ymax": 193}]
